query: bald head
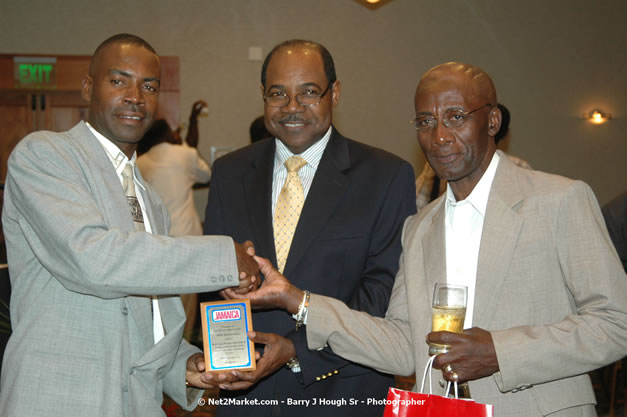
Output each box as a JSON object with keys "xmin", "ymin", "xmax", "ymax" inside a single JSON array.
[
  {"xmin": 261, "ymin": 39, "xmax": 336, "ymax": 88},
  {"xmin": 413, "ymin": 62, "xmax": 501, "ymax": 201},
  {"xmin": 416, "ymin": 62, "xmax": 497, "ymax": 108},
  {"xmin": 89, "ymin": 33, "xmax": 157, "ymax": 76}
]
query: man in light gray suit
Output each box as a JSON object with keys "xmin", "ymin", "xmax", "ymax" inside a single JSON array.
[
  {"xmin": 0, "ymin": 34, "xmax": 258, "ymax": 417},
  {"xmin": 245, "ymin": 62, "xmax": 627, "ymax": 416}
]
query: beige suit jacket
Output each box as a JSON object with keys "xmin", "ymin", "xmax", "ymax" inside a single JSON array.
[{"xmin": 306, "ymin": 151, "xmax": 627, "ymax": 417}]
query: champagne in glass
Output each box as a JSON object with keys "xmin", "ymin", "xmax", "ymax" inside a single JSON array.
[{"xmin": 429, "ymin": 283, "xmax": 467, "ymax": 355}]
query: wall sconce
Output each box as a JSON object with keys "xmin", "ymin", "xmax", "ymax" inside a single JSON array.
[
  {"xmin": 353, "ymin": 0, "xmax": 394, "ymax": 10},
  {"xmin": 584, "ymin": 109, "xmax": 612, "ymax": 125}
]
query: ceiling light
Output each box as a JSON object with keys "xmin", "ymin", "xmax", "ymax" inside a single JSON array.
[
  {"xmin": 584, "ymin": 109, "xmax": 612, "ymax": 125},
  {"xmin": 353, "ymin": 0, "xmax": 394, "ymax": 10}
]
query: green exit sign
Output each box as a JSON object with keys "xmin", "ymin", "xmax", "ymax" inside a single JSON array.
[{"xmin": 14, "ymin": 57, "xmax": 57, "ymax": 88}]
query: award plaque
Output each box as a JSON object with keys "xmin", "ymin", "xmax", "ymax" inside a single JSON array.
[{"xmin": 200, "ymin": 299, "xmax": 256, "ymax": 372}]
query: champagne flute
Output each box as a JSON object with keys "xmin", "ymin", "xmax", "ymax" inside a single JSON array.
[{"xmin": 428, "ymin": 283, "xmax": 467, "ymax": 355}]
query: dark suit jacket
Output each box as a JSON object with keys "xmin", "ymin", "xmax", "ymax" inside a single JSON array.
[
  {"xmin": 203, "ymin": 127, "xmax": 416, "ymax": 416},
  {"xmin": 602, "ymin": 191, "xmax": 627, "ymax": 272}
]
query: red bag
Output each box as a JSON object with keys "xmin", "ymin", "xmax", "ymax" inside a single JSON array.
[{"xmin": 383, "ymin": 356, "xmax": 493, "ymax": 417}]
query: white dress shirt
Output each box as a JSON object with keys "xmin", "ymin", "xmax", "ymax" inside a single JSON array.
[
  {"xmin": 445, "ymin": 152, "xmax": 500, "ymax": 328},
  {"xmin": 87, "ymin": 122, "xmax": 165, "ymax": 343}
]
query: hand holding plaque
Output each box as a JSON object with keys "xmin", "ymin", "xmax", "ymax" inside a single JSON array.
[
  {"xmin": 211, "ymin": 331, "xmax": 297, "ymax": 391},
  {"xmin": 200, "ymin": 299, "xmax": 256, "ymax": 372}
]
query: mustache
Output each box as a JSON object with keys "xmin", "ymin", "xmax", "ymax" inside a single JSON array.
[
  {"xmin": 279, "ymin": 115, "xmax": 307, "ymax": 124},
  {"xmin": 116, "ymin": 104, "xmax": 146, "ymax": 115}
]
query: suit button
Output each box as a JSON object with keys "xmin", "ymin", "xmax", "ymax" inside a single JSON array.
[
  {"xmin": 122, "ymin": 307, "xmax": 128, "ymax": 315},
  {"xmin": 316, "ymin": 377, "xmax": 321, "ymax": 381},
  {"xmin": 321, "ymin": 375, "xmax": 327, "ymax": 379},
  {"xmin": 333, "ymin": 370, "xmax": 339, "ymax": 375}
]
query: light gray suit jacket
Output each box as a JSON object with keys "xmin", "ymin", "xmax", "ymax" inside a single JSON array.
[
  {"xmin": 306, "ymin": 152, "xmax": 627, "ymax": 417},
  {"xmin": 0, "ymin": 122, "xmax": 239, "ymax": 417}
]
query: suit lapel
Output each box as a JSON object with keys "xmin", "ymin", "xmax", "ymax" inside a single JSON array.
[
  {"xmin": 136, "ymin": 171, "xmax": 167, "ymax": 235},
  {"xmin": 134, "ymin": 170, "xmax": 170, "ymax": 348},
  {"xmin": 244, "ymin": 140, "xmax": 277, "ymax": 265},
  {"xmin": 283, "ymin": 130, "xmax": 350, "ymax": 277},
  {"xmin": 473, "ymin": 154, "xmax": 523, "ymax": 326},
  {"xmin": 422, "ymin": 198, "xmax": 447, "ymax": 304},
  {"xmin": 72, "ymin": 121, "xmax": 156, "ymax": 348},
  {"xmin": 71, "ymin": 122, "xmax": 140, "ymax": 233},
  {"xmin": 134, "ymin": 296, "xmax": 186, "ymax": 367}
]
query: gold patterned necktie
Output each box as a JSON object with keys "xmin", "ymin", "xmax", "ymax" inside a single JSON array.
[
  {"xmin": 274, "ymin": 156, "xmax": 307, "ymax": 273},
  {"xmin": 122, "ymin": 162, "xmax": 145, "ymax": 232}
]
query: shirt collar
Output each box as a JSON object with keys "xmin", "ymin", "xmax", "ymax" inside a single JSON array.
[
  {"xmin": 273, "ymin": 125, "xmax": 332, "ymax": 173},
  {"xmin": 445, "ymin": 151, "xmax": 500, "ymax": 217},
  {"xmin": 86, "ymin": 122, "xmax": 145, "ymax": 190}
]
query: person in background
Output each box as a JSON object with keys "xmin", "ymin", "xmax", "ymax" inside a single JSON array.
[
  {"xmin": 138, "ymin": 100, "xmax": 211, "ymax": 237},
  {"xmin": 0, "ymin": 33, "xmax": 258, "ymax": 417},
  {"xmin": 602, "ymin": 191, "xmax": 626, "ymax": 272},
  {"xmin": 0, "ymin": 181, "xmax": 8, "ymax": 379},
  {"xmin": 202, "ymin": 39, "xmax": 416, "ymax": 416},
  {"xmin": 415, "ymin": 103, "xmax": 531, "ymax": 211},
  {"xmin": 0, "ymin": 182, "xmax": 5, "ymax": 265},
  {"xmin": 245, "ymin": 61, "xmax": 627, "ymax": 417},
  {"xmin": 249, "ymin": 115, "xmax": 271, "ymax": 143},
  {"xmin": 137, "ymin": 102, "xmax": 212, "ymax": 339},
  {"xmin": 601, "ymin": 190, "xmax": 627, "ymax": 411}
]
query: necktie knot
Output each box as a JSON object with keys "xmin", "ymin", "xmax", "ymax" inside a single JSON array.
[
  {"xmin": 122, "ymin": 163, "xmax": 135, "ymax": 194},
  {"xmin": 284, "ymin": 156, "xmax": 307, "ymax": 173}
]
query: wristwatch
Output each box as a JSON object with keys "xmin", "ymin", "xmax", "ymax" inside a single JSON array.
[{"xmin": 285, "ymin": 356, "xmax": 301, "ymax": 373}]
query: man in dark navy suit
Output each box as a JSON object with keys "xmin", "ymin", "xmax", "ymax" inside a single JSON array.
[{"xmin": 202, "ymin": 39, "xmax": 416, "ymax": 416}]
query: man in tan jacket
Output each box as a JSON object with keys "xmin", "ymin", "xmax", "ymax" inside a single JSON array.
[{"xmin": 242, "ymin": 62, "xmax": 627, "ymax": 417}]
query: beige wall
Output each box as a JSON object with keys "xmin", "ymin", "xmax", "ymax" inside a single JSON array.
[{"xmin": 1, "ymin": 0, "xmax": 625, "ymax": 206}]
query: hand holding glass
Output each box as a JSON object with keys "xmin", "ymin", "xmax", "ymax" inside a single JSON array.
[{"xmin": 429, "ymin": 283, "xmax": 467, "ymax": 355}]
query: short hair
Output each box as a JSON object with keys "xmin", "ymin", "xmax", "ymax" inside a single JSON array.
[
  {"xmin": 90, "ymin": 33, "xmax": 157, "ymax": 74},
  {"xmin": 495, "ymin": 103, "xmax": 510, "ymax": 144},
  {"xmin": 260, "ymin": 39, "xmax": 336, "ymax": 88}
]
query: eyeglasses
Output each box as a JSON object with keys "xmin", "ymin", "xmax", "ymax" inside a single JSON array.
[
  {"xmin": 263, "ymin": 82, "xmax": 332, "ymax": 107},
  {"xmin": 410, "ymin": 104, "xmax": 492, "ymax": 132}
]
